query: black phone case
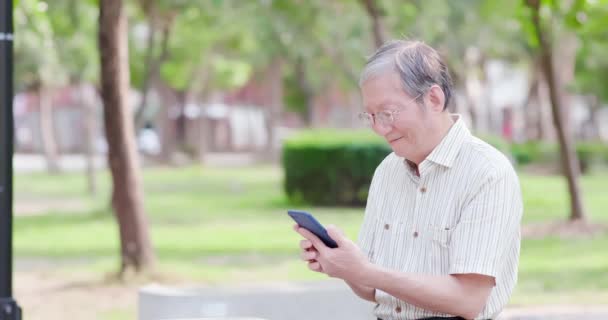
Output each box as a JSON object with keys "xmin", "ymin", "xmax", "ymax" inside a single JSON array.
[{"xmin": 288, "ymin": 210, "xmax": 338, "ymax": 248}]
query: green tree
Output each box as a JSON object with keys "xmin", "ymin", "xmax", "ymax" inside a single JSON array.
[
  {"xmin": 128, "ymin": 1, "xmax": 255, "ymax": 161},
  {"xmin": 45, "ymin": 0, "xmax": 100, "ymax": 194},
  {"xmin": 261, "ymin": 0, "xmax": 371, "ymax": 126},
  {"xmin": 568, "ymin": 0, "xmax": 608, "ymax": 138},
  {"xmin": 14, "ymin": 0, "xmax": 65, "ymax": 173},
  {"xmin": 99, "ymin": 0, "xmax": 156, "ymax": 274},
  {"xmin": 524, "ymin": 0, "xmax": 586, "ymax": 221}
]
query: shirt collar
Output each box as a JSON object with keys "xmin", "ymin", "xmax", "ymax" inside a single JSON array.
[{"xmin": 424, "ymin": 114, "xmax": 471, "ymax": 168}]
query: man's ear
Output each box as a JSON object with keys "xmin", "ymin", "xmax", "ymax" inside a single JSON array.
[{"xmin": 426, "ymin": 85, "xmax": 446, "ymax": 113}]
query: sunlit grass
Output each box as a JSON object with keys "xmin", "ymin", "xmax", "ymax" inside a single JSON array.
[{"xmin": 13, "ymin": 166, "xmax": 608, "ymax": 304}]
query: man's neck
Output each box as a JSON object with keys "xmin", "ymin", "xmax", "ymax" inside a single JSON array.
[{"xmin": 410, "ymin": 113, "xmax": 455, "ymax": 165}]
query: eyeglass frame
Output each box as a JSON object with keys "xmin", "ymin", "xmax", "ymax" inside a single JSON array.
[{"xmin": 358, "ymin": 93, "xmax": 423, "ymax": 128}]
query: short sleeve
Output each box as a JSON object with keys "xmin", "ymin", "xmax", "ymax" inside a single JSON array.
[{"xmin": 449, "ymin": 168, "xmax": 523, "ymax": 278}]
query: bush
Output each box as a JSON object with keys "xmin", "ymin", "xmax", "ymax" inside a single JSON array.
[
  {"xmin": 477, "ymin": 134, "xmax": 509, "ymax": 153},
  {"xmin": 282, "ymin": 129, "xmax": 391, "ymax": 206},
  {"xmin": 511, "ymin": 141, "xmax": 559, "ymax": 165},
  {"xmin": 283, "ymin": 128, "xmax": 607, "ymax": 207},
  {"xmin": 576, "ymin": 142, "xmax": 608, "ymax": 173},
  {"xmin": 477, "ymin": 135, "xmax": 512, "ymax": 160},
  {"xmin": 511, "ymin": 140, "xmax": 607, "ymax": 173}
]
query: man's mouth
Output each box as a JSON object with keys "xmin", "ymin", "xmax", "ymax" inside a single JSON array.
[{"xmin": 389, "ymin": 137, "xmax": 403, "ymax": 144}]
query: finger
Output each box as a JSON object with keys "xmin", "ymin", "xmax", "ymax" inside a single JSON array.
[
  {"xmin": 300, "ymin": 239, "xmax": 313, "ymax": 250},
  {"xmin": 296, "ymin": 226, "xmax": 328, "ymax": 253},
  {"xmin": 326, "ymin": 225, "xmax": 345, "ymax": 246},
  {"xmin": 308, "ymin": 261, "xmax": 323, "ymax": 272},
  {"xmin": 326, "ymin": 224, "xmax": 344, "ymax": 235},
  {"xmin": 300, "ymin": 250, "xmax": 317, "ymax": 261}
]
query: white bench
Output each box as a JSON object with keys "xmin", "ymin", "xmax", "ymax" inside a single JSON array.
[{"xmin": 138, "ymin": 281, "xmax": 374, "ymax": 320}]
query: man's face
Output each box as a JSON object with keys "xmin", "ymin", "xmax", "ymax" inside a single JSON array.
[{"xmin": 361, "ymin": 72, "xmax": 433, "ymax": 160}]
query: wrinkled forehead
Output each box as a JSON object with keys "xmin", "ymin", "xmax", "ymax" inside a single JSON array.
[
  {"xmin": 361, "ymin": 73, "xmax": 413, "ymax": 113},
  {"xmin": 363, "ymin": 98, "xmax": 405, "ymax": 114}
]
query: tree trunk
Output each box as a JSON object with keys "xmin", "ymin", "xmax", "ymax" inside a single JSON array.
[
  {"xmin": 463, "ymin": 89, "xmax": 478, "ymax": 131},
  {"xmin": 134, "ymin": 11, "xmax": 157, "ymax": 130},
  {"xmin": 447, "ymin": 64, "xmax": 477, "ymax": 130},
  {"xmin": 591, "ymin": 98, "xmax": 602, "ymax": 141},
  {"xmin": 175, "ymin": 90, "xmax": 187, "ymax": 152},
  {"xmin": 583, "ymin": 95, "xmax": 601, "ymax": 140},
  {"xmin": 157, "ymin": 81, "xmax": 177, "ymax": 163},
  {"xmin": 528, "ymin": 0, "xmax": 586, "ymax": 221},
  {"xmin": 135, "ymin": 18, "xmax": 171, "ymax": 131},
  {"xmin": 552, "ymin": 31, "xmax": 578, "ymax": 128},
  {"xmin": 79, "ymin": 83, "xmax": 98, "ymax": 195},
  {"xmin": 99, "ymin": 0, "xmax": 156, "ymax": 273},
  {"xmin": 522, "ymin": 60, "xmax": 541, "ymax": 141},
  {"xmin": 536, "ymin": 76, "xmax": 555, "ymax": 141},
  {"xmin": 38, "ymin": 86, "xmax": 61, "ymax": 173},
  {"xmin": 295, "ymin": 56, "xmax": 314, "ymax": 126},
  {"xmin": 194, "ymin": 65, "xmax": 213, "ymax": 164},
  {"xmin": 264, "ymin": 58, "xmax": 283, "ymax": 162},
  {"xmin": 359, "ymin": 0, "xmax": 387, "ymax": 48},
  {"xmin": 479, "ymin": 56, "xmax": 494, "ymax": 135},
  {"xmin": 462, "ymin": 63, "xmax": 479, "ymax": 130}
]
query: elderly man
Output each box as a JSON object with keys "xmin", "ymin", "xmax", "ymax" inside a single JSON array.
[{"xmin": 295, "ymin": 40, "xmax": 523, "ymax": 320}]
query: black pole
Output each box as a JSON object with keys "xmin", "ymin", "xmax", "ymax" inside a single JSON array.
[{"xmin": 0, "ymin": 0, "xmax": 22, "ymax": 318}]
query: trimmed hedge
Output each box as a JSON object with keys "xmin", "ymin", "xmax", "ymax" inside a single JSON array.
[
  {"xmin": 283, "ymin": 129, "xmax": 608, "ymax": 206},
  {"xmin": 511, "ymin": 140, "xmax": 608, "ymax": 173},
  {"xmin": 477, "ymin": 135, "xmax": 512, "ymax": 155},
  {"xmin": 575, "ymin": 142, "xmax": 608, "ymax": 173},
  {"xmin": 282, "ymin": 129, "xmax": 391, "ymax": 206},
  {"xmin": 511, "ymin": 141, "xmax": 559, "ymax": 165}
]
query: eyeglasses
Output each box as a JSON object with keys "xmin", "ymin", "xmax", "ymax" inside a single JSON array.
[{"xmin": 358, "ymin": 94, "xmax": 422, "ymax": 128}]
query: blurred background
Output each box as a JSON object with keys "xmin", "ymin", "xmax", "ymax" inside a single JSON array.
[{"xmin": 6, "ymin": 0, "xmax": 608, "ymax": 319}]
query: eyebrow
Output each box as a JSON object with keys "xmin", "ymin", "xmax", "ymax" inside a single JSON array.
[{"xmin": 366, "ymin": 100, "xmax": 401, "ymax": 113}]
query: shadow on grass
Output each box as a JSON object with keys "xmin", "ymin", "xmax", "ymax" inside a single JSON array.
[{"xmin": 15, "ymin": 207, "xmax": 113, "ymax": 229}]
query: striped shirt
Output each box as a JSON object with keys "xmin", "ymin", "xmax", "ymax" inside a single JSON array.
[{"xmin": 357, "ymin": 115, "xmax": 523, "ymax": 320}]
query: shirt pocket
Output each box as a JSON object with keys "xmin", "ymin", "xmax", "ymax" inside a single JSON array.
[
  {"xmin": 425, "ymin": 225, "xmax": 454, "ymax": 274},
  {"xmin": 364, "ymin": 216, "xmax": 394, "ymax": 267}
]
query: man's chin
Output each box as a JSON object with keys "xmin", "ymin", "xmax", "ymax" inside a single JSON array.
[
  {"xmin": 392, "ymin": 139, "xmax": 416, "ymax": 156},
  {"xmin": 391, "ymin": 146, "xmax": 411, "ymax": 159}
]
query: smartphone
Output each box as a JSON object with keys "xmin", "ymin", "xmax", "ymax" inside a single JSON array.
[{"xmin": 288, "ymin": 210, "xmax": 338, "ymax": 248}]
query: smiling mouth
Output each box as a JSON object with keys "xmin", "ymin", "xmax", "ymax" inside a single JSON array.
[{"xmin": 389, "ymin": 137, "xmax": 403, "ymax": 143}]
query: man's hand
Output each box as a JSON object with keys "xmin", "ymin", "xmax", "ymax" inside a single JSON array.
[
  {"xmin": 294, "ymin": 224, "xmax": 372, "ymax": 283},
  {"xmin": 298, "ymin": 232, "xmax": 324, "ymax": 273}
]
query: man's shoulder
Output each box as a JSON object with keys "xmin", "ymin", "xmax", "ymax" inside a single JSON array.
[
  {"xmin": 461, "ymin": 136, "xmax": 517, "ymax": 178},
  {"xmin": 375, "ymin": 152, "xmax": 401, "ymax": 174},
  {"xmin": 370, "ymin": 152, "xmax": 405, "ymax": 184},
  {"xmin": 459, "ymin": 137, "xmax": 523, "ymax": 209}
]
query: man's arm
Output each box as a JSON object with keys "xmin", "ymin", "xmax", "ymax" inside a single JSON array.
[
  {"xmin": 345, "ymin": 280, "xmax": 376, "ymax": 302},
  {"xmin": 297, "ymin": 232, "xmax": 377, "ymax": 303},
  {"xmin": 359, "ymin": 265, "xmax": 494, "ymax": 319},
  {"xmin": 296, "ymin": 226, "xmax": 494, "ymax": 319},
  {"xmin": 360, "ymin": 166, "xmax": 522, "ymax": 318}
]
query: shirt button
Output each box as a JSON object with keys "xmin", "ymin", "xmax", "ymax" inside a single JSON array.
[
  {"xmin": 420, "ymin": 186, "xmax": 427, "ymax": 193},
  {"xmin": 413, "ymin": 231, "xmax": 419, "ymax": 238},
  {"xmin": 384, "ymin": 224, "xmax": 390, "ymax": 230},
  {"xmin": 395, "ymin": 306, "xmax": 402, "ymax": 313}
]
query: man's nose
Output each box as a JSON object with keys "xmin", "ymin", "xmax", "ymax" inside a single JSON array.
[{"xmin": 372, "ymin": 121, "xmax": 391, "ymax": 136}]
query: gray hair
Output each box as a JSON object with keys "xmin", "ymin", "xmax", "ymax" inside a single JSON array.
[{"xmin": 359, "ymin": 40, "xmax": 453, "ymax": 110}]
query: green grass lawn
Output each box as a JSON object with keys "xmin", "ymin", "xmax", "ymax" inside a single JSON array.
[{"xmin": 13, "ymin": 166, "xmax": 608, "ymax": 304}]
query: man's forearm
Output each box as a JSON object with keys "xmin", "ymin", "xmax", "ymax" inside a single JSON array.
[
  {"xmin": 358, "ymin": 265, "xmax": 488, "ymax": 319},
  {"xmin": 345, "ymin": 280, "xmax": 376, "ymax": 302}
]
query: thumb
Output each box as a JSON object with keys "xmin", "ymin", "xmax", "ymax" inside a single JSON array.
[
  {"xmin": 326, "ymin": 225, "xmax": 346, "ymax": 246},
  {"xmin": 296, "ymin": 226, "xmax": 328, "ymax": 252}
]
